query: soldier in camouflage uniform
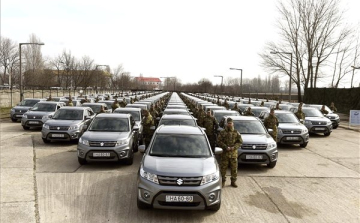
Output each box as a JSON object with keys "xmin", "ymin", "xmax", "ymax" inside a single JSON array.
[
  {"xmin": 68, "ymin": 98, "xmax": 74, "ymax": 106},
  {"xmin": 112, "ymin": 97, "xmax": 120, "ymax": 111},
  {"xmin": 248, "ymin": 98, "xmax": 251, "ymax": 104},
  {"xmin": 264, "ymin": 108, "xmax": 279, "ymax": 141},
  {"xmin": 201, "ymin": 109, "xmax": 219, "ymax": 151},
  {"xmin": 223, "ymin": 99, "xmax": 229, "ymax": 110},
  {"xmin": 295, "ymin": 104, "xmax": 305, "ymax": 123},
  {"xmin": 275, "ymin": 103, "xmax": 282, "ymax": 110},
  {"xmin": 231, "ymin": 103, "xmax": 241, "ymax": 113},
  {"xmin": 119, "ymin": 98, "xmax": 127, "ymax": 107},
  {"xmin": 149, "ymin": 104, "xmax": 159, "ymax": 124},
  {"xmin": 142, "ymin": 109, "xmax": 154, "ymax": 148},
  {"xmin": 244, "ymin": 107, "xmax": 255, "ymax": 116},
  {"xmin": 47, "ymin": 95, "xmax": 53, "ymax": 101},
  {"xmin": 260, "ymin": 101, "xmax": 264, "ymax": 107},
  {"xmin": 197, "ymin": 107, "xmax": 205, "ymax": 127},
  {"xmin": 320, "ymin": 105, "xmax": 328, "ymax": 115},
  {"xmin": 330, "ymin": 102, "xmax": 337, "ymax": 112},
  {"xmin": 217, "ymin": 117, "xmax": 243, "ymax": 188}
]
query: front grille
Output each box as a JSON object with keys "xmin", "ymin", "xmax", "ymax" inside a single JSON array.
[
  {"xmin": 50, "ymin": 126, "xmax": 69, "ymax": 130},
  {"xmin": 311, "ymin": 121, "xmax": 327, "ymax": 125},
  {"xmin": 158, "ymin": 176, "xmax": 202, "ymax": 186},
  {"xmin": 89, "ymin": 141, "xmax": 117, "ymax": 147},
  {"xmin": 28, "ymin": 115, "xmax": 43, "ymax": 119},
  {"xmin": 239, "ymin": 153, "xmax": 269, "ymax": 162},
  {"xmin": 88, "ymin": 151, "xmax": 117, "ymax": 159},
  {"xmin": 158, "ymin": 201, "xmax": 200, "ymax": 207},
  {"xmin": 241, "ymin": 144, "xmax": 267, "ymax": 150},
  {"xmin": 282, "ymin": 129, "xmax": 301, "ymax": 134},
  {"xmin": 15, "ymin": 109, "xmax": 26, "ymax": 113}
]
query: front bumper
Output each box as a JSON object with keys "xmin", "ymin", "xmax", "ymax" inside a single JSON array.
[
  {"xmin": 42, "ymin": 129, "xmax": 82, "ymax": 141},
  {"xmin": 77, "ymin": 144, "xmax": 131, "ymax": 162},
  {"xmin": 278, "ymin": 133, "xmax": 309, "ymax": 145},
  {"xmin": 238, "ymin": 147, "xmax": 278, "ymax": 165}
]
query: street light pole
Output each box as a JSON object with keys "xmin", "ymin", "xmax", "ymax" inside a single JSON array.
[
  {"xmin": 214, "ymin": 75, "xmax": 223, "ymax": 94},
  {"xmin": 230, "ymin": 68, "xmax": 242, "ymax": 97},
  {"xmin": 270, "ymin": 51, "xmax": 293, "ymax": 102},
  {"xmin": 351, "ymin": 66, "xmax": 360, "ymax": 88},
  {"xmin": 19, "ymin": 42, "xmax": 44, "ymax": 101},
  {"xmin": 95, "ymin": 64, "xmax": 108, "ymax": 94}
]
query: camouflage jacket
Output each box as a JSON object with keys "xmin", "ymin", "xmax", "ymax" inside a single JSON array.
[
  {"xmin": 112, "ymin": 102, "xmax": 120, "ymax": 110},
  {"xmin": 142, "ymin": 115, "xmax": 154, "ymax": 135},
  {"xmin": 202, "ymin": 115, "xmax": 219, "ymax": 135},
  {"xmin": 149, "ymin": 108, "xmax": 158, "ymax": 119},
  {"xmin": 119, "ymin": 101, "xmax": 127, "ymax": 108},
  {"xmin": 244, "ymin": 111, "xmax": 255, "ymax": 116},
  {"xmin": 264, "ymin": 115, "xmax": 279, "ymax": 131},
  {"xmin": 217, "ymin": 127, "xmax": 243, "ymax": 158},
  {"xmin": 295, "ymin": 110, "xmax": 305, "ymax": 121},
  {"xmin": 321, "ymin": 109, "xmax": 328, "ymax": 115},
  {"xmin": 330, "ymin": 106, "xmax": 337, "ymax": 112}
]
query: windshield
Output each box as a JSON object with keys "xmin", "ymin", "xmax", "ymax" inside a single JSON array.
[
  {"xmin": 150, "ymin": 135, "xmax": 211, "ymax": 157},
  {"xmin": 89, "ymin": 118, "xmax": 129, "ymax": 132},
  {"xmin": 31, "ymin": 103, "xmax": 56, "ymax": 112},
  {"xmin": 114, "ymin": 111, "xmax": 140, "ymax": 121},
  {"xmin": 303, "ymin": 109, "xmax": 324, "ymax": 117},
  {"xmin": 19, "ymin": 100, "xmax": 39, "ymax": 107},
  {"xmin": 252, "ymin": 108, "xmax": 268, "ymax": 117},
  {"xmin": 52, "ymin": 109, "xmax": 83, "ymax": 120},
  {"xmin": 163, "ymin": 111, "xmax": 189, "ymax": 115},
  {"xmin": 214, "ymin": 112, "xmax": 239, "ymax": 122},
  {"xmin": 276, "ymin": 113, "xmax": 299, "ymax": 123},
  {"xmin": 86, "ymin": 105, "xmax": 101, "ymax": 113},
  {"xmin": 159, "ymin": 119, "xmax": 196, "ymax": 126},
  {"xmin": 233, "ymin": 121, "xmax": 267, "ymax": 134}
]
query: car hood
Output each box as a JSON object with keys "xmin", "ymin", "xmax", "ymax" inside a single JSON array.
[
  {"xmin": 25, "ymin": 110, "xmax": 54, "ymax": 116},
  {"xmin": 45, "ymin": 119, "xmax": 83, "ymax": 126},
  {"xmin": 13, "ymin": 106, "xmax": 32, "ymax": 111},
  {"xmin": 82, "ymin": 131, "xmax": 129, "ymax": 141},
  {"xmin": 143, "ymin": 156, "xmax": 217, "ymax": 177},
  {"xmin": 305, "ymin": 117, "xmax": 329, "ymax": 121},
  {"xmin": 278, "ymin": 123, "xmax": 306, "ymax": 130},
  {"xmin": 241, "ymin": 134, "xmax": 273, "ymax": 144}
]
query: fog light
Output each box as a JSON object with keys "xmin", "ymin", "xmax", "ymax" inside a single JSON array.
[
  {"xmin": 119, "ymin": 151, "xmax": 127, "ymax": 157},
  {"xmin": 80, "ymin": 151, "xmax": 84, "ymax": 156},
  {"xmin": 209, "ymin": 193, "xmax": 216, "ymax": 202},
  {"xmin": 144, "ymin": 192, "xmax": 150, "ymax": 199},
  {"xmin": 271, "ymin": 153, "xmax": 277, "ymax": 160}
]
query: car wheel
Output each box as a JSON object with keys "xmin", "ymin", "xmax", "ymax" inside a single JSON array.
[
  {"xmin": 42, "ymin": 138, "xmax": 50, "ymax": 143},
  {"xmin": 207, "ymin": 201, "xmax": 221, "ymax": 211},
  {"xmin": 137, "ymin": 198, "xmax": 151, "ymax": 209},
  {"xmin": 267, "ymin": 161, "xmax": 277, "ymax": 168},
  {"xmin": 333, "ymin": 125, "xmax": 338, "ymax": 129},
  {"xmin": 78, "ymin": 157, "xmax": 87, "ymax": 165},
  {"xmin": 324, "ymin": 132, "xmax": 331, "ymax": 136},
  {"xmin": 22, "ymin": 126, "xmax": 30, "ymax": 130},
  {"xmin": 123, "ymin": 155, "xmax": 134, "ymax": 165},
  {"xmin": 11, "ymin": 117, "xmax": 17, "ymax": 122},
  {"xmin": 300, "ymin": 142, "xmax": 308, "ymax": 148},
  {"xmin": 133, "ymin": 141, "xmax": 139, "ymax": 153}
]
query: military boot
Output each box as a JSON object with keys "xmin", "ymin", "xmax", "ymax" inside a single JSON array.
[
  {"xmin": 231, "ymin": 181, "xmax": 238, "ymax": 188},
  {"xmin": 222, "ymin": 181, "xmax": 225, "ymax": 188}
]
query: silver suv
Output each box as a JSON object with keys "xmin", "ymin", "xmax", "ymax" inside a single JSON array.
[
  {"xmin": 77, "ymin": 113, "xmax": 138, "ymax": 165},
  {"xmin": 219, "ymin": 116, "xmax": 278, "ymax": 168},
  {"xmin": 306, "ymin": 104, "xmax": 340, "ymax": 129},
  {"xmin": 137, "ymin": 125, "xmax": 223, "ymax": 211},
  {"xmin": 259, "ymin": 110, "xmax": 309, "ymax": 147},
  {"xmin": 21, "ymin": 101, "xmax": 64, "ymax": 130},
  {"xmin": 10, "ymin": 98, "xmax": 46, "ymax": 122},
  {"xmin": 113, "ymin": 107, "xmax": 143, "ymax": 145},
  {"xmin": 41, "ymin": 107, "xmax": 95, "ymax": 143}
]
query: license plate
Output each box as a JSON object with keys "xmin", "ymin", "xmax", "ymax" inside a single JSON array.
[
  {"xmin": 246, "ymin": 155, "xmax": 263, "ymax": 159},
  {"xmin": 315, "ymin": 128, "xmax": 324, "ymax": 130},
  {"xmin": 16, "ymin": 115, "xmax": 23, "ymax": 117},
  {"xmin": 287, "ymin": 137, "xmax": 298, "ymax": 140},
  {"xmin": 93, "ymin": 152, "xmax": 110, "ymax": 157},
  {"xmin": 165, "ymin": 195, "xmax": 193, "ymax": 202},
  {"xmin": 29, "ymin": 121, "xmax": 39, "ymax": 124},
  {"xmin": 52, "ymin": 134, "xmax": 64, "ymax": 138}
]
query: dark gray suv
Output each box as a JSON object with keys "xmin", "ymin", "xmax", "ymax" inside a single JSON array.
[{"xmin": 137, "ymin": 125, "xmax": 223, "ymax": 211}]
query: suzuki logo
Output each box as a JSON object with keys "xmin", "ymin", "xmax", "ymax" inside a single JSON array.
[
  {"xmin": 291, "ymin": 131, "xmax": 294, "ymax": 133},
  {"xmin": 100, "ymin": 142, "xmax": 104, "ymax": 147},
  {"xmin": 252, "ymin": 145, "xmax": 256, "ymax": 150},
  {"xmin": 57, "ymin": 127, "xmax": 60, "ymax": 130},
  {"xmin": 176, "ymin": 178, "xmax": 183, "ymax": 185},
  {"xmin": 33, "ymin": 116, "xmax": 36, "ymax": 119},
  {"xmin": 319, "ymin": 122, "xmax": 321, "ymax": 125}
]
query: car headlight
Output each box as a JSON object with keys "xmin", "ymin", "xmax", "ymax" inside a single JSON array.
[
  {"xmin": 305, "ymin": 120, "xmax": 311, "ymax": 124},
  {"xmin": 140, "ymin": 166, "xmax": 159, "ymax": 184},
  {"xmin": 43, "ymin": 124, "xmax": 49, "ymax": 129},
  {"xmin": 79, "ymin": 138, "xmax": 89, "ymax": 146},
  {"xmin": 116, "ymin": 139, "xmax": 129, "ymax": 146},
  {"xmin": 301, "ymin": 128, "xmax": 308, "ymax": 133},
  {"xmin": 278, "ymin": 129, "xmax": 283, "ymax": 134},
  {"xmin": 267, "ymin": 142, "xmax": 277, "ymax": 149},
  {"xmin": 200, "ymin": 171, "xmax": 219, "ymax": 185},
  {"xmin": 22, "ymin": 114, "xmax": 27, "ymax": 118},
  {"xmin": 11, "ymin": 108, "xmax": 15, "ymax": 112},
  {"xmin": 327, "ymin": 121, "xmax": 332, "ymax": 125},
  {"xmin": 68, "ymin": 125, "xmax": 79, "ymax": 130}
]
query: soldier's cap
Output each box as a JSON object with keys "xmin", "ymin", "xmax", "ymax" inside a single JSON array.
[
  {"xmin": 207, "ymin": 108, "xmax": 211, "ymax": 112},
  {"xmin": 227, "ymin": 117, "xmax": 233, "ymax": 123},
  {"xmin": 270, "ymin": 108, "xmax": 275, "ymax": 112}
]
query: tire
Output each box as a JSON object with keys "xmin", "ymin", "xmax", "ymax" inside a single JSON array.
[
  {"xmin": 22, "ymin": 126, "xmax": 30, "ymax": 130},
  {"xmin": 78, "ymin": 157, "xmax": 87, "ymax": 165},
  {"xmin": 11, "ymin": 117, "xmax": 17, "ymax": 122},
  {"xmin": 123, "ymin": 155, "xmax": 134, "ymax": 165},
  {"xmin": 300, "ymin": 142, "xmax": 308, "ymax": 148},
  {"xmin": 324, "ymin": 132, "xmax": 331, "ymax": 136},
  {"xmin": 137, "ymin": 198, "xmax": 151, "ymax": 209},
  {"xmin": 333, "ymin": 125, "xmax": 338, "ymax": 129},
  {"xmin": 133, "ymin": 141, "xmax": 139, "ymax": 153},
  {"xmin": 42, "ymin": 138, "xmax": 50, "ymax": 143},
  {"xmin": 208, "ymin": 202, "xmax": 221, "ymax": 211},
  {"xmin": 267, "ymin": 161, "xmax": 277, "ymax": 168}
]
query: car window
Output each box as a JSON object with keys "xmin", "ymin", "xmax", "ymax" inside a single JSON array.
[
  {"xmin": 89, "ymin": 118, "xmax": 129, "ymax": 132},
  {"xmin": 233, "ymin": 121, "xmax": 267, "ymax": 134},
  {"xmin": 87, "ymin": 109, "xmax": 95, "ymax": 116},
  {"xmin": 303, "ymin": 109, "xmax": 324, "ymax": 117},
  {"xmin": 150, "ymin": 135, "xmax": 211, "ymax": 157},
  {"xmin": 276, "ymin": 113, "xmax": 299, "ymax": 123},
  {"xmin": 159, "ymin": 119, "xmax": 196, "ymax": 126},
  {"xmin": 31, "ymin": 103, "xmax": 56, "ymax": 112},
  {"xmin": 20, "ymin": 100, "xmax": 39, "ymax": 106},
  {"xmin": 53, "ymin": 109, "xmax": 83, "ymax": 120},
  {"xmin": 115, "ymin": 110, "xmax": 140, "ymax": 121}
]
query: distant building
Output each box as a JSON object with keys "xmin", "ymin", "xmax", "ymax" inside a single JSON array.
[{"xmin": 134, "ymin": 77, "xmax": 162, "ymax": 90}]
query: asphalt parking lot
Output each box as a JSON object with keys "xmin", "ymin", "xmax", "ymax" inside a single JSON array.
[{"xmin": 1, "ymin": 119, "xmax": 359, "ymax": 223}]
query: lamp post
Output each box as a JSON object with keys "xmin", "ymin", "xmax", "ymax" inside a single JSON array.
[
  {"xmin": 214, "ymin": 75, "xmax": 223, "ymax": 94},
  {"xmin": 270, "ymin": 51, "xmax": 293, "ymax": 102},
  {"xmin": 95, "ymin": 65, "xmax": 109, "ymax": 94},
  {"xmin": 19, "ymin": 42, "xmax": 44, "ymax": 101},
  {"xmin": 351, "ymin": 66, "xmax": 360, "ymax": 88},
  {"xmin": 160, "ymin": 76, "xmax": 175, "ymax": 91},
  {"xmin": 230, "ymin": 68, "xmax": 242, "ymax": 97}
]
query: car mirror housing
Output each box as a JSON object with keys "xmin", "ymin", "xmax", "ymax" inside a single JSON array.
[
  {"xmin": 139, "ymin": 145, "xmax": 146, "ymax": 153},
  {"xmin": 268, "ymin": 129, "xmax": 274, "ymax": 134},
  {"xmin": 214, "ymin": 147, "xmax": 223, "ymax": 155},
  {"xmin": 133, "ymin": 125, "xmax": 139, "ymax": 131},
  {"xmin": 150, "ymin": 126, "xmax": 156, "ymax": 131}
]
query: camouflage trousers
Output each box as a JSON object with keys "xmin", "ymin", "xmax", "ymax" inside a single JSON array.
[
  {"xmin": 270, "ymin": 131, "xmax": 277, "ymax": 142},
  {"xmin": 143, "ymin": 134, "xmax": 152, "ymax": 148},
  {"xmin": 220, "ymin": 157, "xmax": 237, "ymax": 182},
  {"xmin": 207, "ymin": 134, "xmax": 216, "ymax": 151}
]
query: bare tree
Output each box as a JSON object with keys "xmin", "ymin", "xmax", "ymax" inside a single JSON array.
[{"xmin": 0, "ymin": 36, "xmax": 19, "ymax": 87}]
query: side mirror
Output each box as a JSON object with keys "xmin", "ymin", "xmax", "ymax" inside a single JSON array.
[
  {"xmin": 150, "ymin": 126, "xmax": 156, "ymax": 131},
  {"xmin": 82, "ymin": 125, "xmax": 88, "ymax": 130},
  {"xmin": 133, "ymin": 125, "xmax": 139, "ymax": 131},
  {"xmin": 85, "ymin": 116, "xmax": 91, "ymax": 120},
  {"xmin": 139, "ymin": 145, "xmax": 146, "ymax": 153},
  {"xmin": 48, "ymin": 115, "xmax": 53, "ymax": 119},
  {"xmin": 156, "ymin": 117, "xmax": 160, "ymax": 121},
  {"xmin": 214, "ymin": 147, "xmax": 223, "ymax": 155},
  {"xmin": 217, "ymin": 127, "xmax": 224, "ymax": 132},
  {"xmin": 299, "ymin": 119, "xmax": 304, "ymax": 123},
  {"xmin": 268, "ymin": 129, "xmax": 274, "ymax": 134}
]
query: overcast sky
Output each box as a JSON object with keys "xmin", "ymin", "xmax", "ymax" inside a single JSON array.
[{"xmin": 2, "ymin": 0, "xmax": 360, "ymax": 87}]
